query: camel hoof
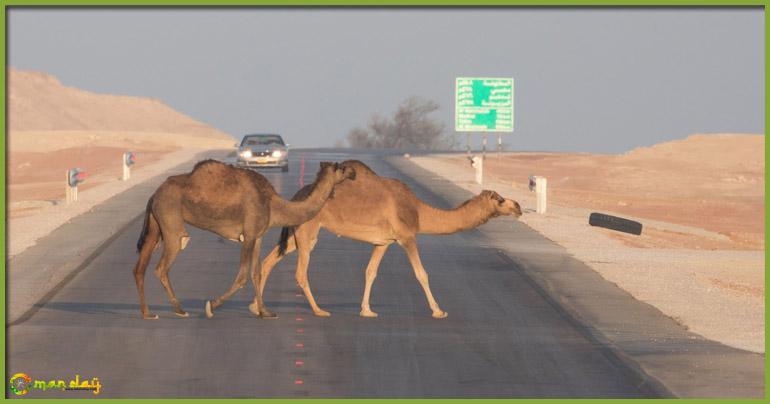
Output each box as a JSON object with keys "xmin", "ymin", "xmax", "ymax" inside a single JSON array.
[
  {"xmin": 313, "ymin": 310, "xmax": 331, "ymax": 317},
  {"xmin": 248, "ymin": 303, "xmax": 261, "ymax": 317},
  {"xmin": 260, "ymin": 310, "xmax": 279, "ymax": 319},
  {"xmin": 175, "ymin": 310, "xmax": 189, "ymax": 318},
  {"xmin": 360, "ymin": 310, "xmax": 378, "ymax": 318},
  {"xmin": 205, "ymin": 301, "xmax": 214, "ymax": 319},
  {"xmin": 432, "ymin": 310, "xmax": 448, "ymax": 319},
  {"xmin": 142, "ymin": 313, "xmax": 159, "ymax": 320}
]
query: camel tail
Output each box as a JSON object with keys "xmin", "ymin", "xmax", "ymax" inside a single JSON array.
[
  {"xmin": 137, "ymin": 196, "xmax": 154, "ymax": 253},
  {"xmin": 278, "ymin": 226, "xmax": 295, "ymax": 257}
]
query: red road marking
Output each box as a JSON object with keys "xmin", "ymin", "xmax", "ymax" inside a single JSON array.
[
  {"xmin": 295, "ymin": 293, "xmax": 303, "ymax": 297},
  {"xmin": 294, "ymin": 379, "xmax": 304, "ymax": 385},
  {"xmin": 296, "ymin": 329, "xmax": 304, "ymax": 334},
  {"xmin": 295, "ymin": 343, "xmax": 304, "ymax": 348},
  {"xmin": 295, "ymin": 317, "xmax": 304, "ymax": 322},
  {"xmin": 295, "ymin": 360, "xmax": 305, "ymax": 367}
]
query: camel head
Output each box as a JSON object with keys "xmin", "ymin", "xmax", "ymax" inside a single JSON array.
[
  {"xmin": 319, "ymin": 161, "xmax": 357, "ymax": 184},
  {"xmin": 480, "ymin": 190, "xmax": 522, "ymax": 218}
]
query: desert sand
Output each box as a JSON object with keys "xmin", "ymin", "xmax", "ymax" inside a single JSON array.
[
  {"xmin": 7, "ymin": 68, "xmax": 236, "ymax": 254},
  {"xmin": 7, "ymin": 68, "xmax": 236, "ymax": 219},
  {"xmin": 409, "ymin": 133, "xmax": 764, "ymax": 353}
]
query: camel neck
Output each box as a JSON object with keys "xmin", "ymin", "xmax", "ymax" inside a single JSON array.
[
  {"xmin": 269, "ymin": 175, "xmax": 335, "ymax": 227},
  {"xmin": 416, "ymin": 197, "xmax": 495, "ymax": 235}
]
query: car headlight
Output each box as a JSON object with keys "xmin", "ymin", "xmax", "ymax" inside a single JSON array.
[
  {"xmin": 272, "ymin": 150, "xmax": 283, "ymax": 158},
  {"xmin": 240, "ymin": 150, "xmax": 253, "ymax": 158}
]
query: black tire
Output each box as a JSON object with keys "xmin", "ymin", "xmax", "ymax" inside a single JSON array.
[
  {"xmin": 589, "ymin": 212, "xmax": 643, "ymax": 235},
  {"xmin": 281, "ymin": 165, "xmax": 289, "ymax": 172}
]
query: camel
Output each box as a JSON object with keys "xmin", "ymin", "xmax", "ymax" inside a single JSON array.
[
  {"xmin": 131, "ymin": 159, "xmax": 356, "ymax": 320},
  {"xmin": 219, "ymin": 160, "xmax": 522, "ymax": 319}
]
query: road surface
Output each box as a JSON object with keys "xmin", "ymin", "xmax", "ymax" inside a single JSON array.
[{"xmin": 8, "ymin": 151, "xmax": 664, "ymax": 398}]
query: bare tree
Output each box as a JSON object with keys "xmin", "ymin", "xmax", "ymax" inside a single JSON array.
[
  {"xmin": 346, "ymin": 127, "xmax": 375, "ymax": 148},
  {"xmin": 345, "ymin": 96, "xmax": 449, "ymax": 150}
]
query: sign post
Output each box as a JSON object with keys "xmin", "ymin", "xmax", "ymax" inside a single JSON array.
[
  {"xmin": 122, "ymin": 151, "xmax": 136, "ymax": 181},
  {"xmin": 455, "ymin": 77, "xmax": 514, "ymax": 175},
  {"xmin": 66, "ymin": 168, "xmax": 87, "ymax": 204},
  {"xmin": 65, "ymin": 170, "xmax": 77, "ymax": 203}
]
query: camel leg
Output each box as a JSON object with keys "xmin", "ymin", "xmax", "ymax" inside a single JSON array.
[
  {"xmin": 153, "ymin": 233, "xmax": 188, "ymax": 318},
  {"xmin": 360, "ymin": 244, "xmax": 389, "ymax": 318},
  {"xmin": 247, "ymin": 237, "xmax": 275, "ymax": 318},
  {"xmin": 208, "ymin": 234, "xmax": 294, "ymax": 318},
  {"xmin": 293, "ymin": 223, "xmax": 328, "ymax": 316},
  {"xmin": 258, "ymin": 235, "xmax": 296, "ymax": 296},
  {"xmin": 205, "ymin": 234, "xmax": 256, "ymax": 318},
  {"xmin": 133, "ymin": 213, "xmax": 161, "ymax": 320},
  {"xmin": 400, "ymin": 237, "xmax": 447, "ymax": 319}
]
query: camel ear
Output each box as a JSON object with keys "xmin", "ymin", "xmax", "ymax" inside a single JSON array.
[
  {"xmin": 490, "ymin": 191, "xmax": 505, "ymax": 203},
  {"xmin": 320, "ymin": 162, "xmax": 332, "ymax": 169}
]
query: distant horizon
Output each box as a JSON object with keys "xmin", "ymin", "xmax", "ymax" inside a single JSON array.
[
  {"xmin": 9, "ymin": 63, "xmax": 763, "ymax": 154},
  {"xmin": 8, "ymin": 8, "xmax": 764, "ymax": 153}
]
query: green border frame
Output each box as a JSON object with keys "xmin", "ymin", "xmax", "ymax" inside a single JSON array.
[{"xmin": 0, "ymin": 2, "xmax": 766, "ymax": 402}]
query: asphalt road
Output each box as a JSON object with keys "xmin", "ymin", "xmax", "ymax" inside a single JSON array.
[{"xmin": 7, "ymin": 151, "xmax": 661, "ymax": 398}]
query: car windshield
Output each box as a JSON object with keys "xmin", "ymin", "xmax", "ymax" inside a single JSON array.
[{"xmin": 241, "ymin": 135, "xmax": 285, "ymax": 147}]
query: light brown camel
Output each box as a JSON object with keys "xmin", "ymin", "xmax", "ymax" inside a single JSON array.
[
  {"xmin": 220, "ymin": 160, "xmax": 522, "ymax": 319},
  {"xmin": 131, "ymin": 159, "xmax": 356, "ymax": 320}
]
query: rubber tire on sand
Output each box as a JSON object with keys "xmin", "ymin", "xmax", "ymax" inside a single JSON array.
[{"xmin": 588, "ymin": 212, "xmax": 642, "ymax": 235}]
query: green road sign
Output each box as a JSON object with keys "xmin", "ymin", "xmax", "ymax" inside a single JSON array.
[{"xmin": 455, "ymin": 77, "xmax": 514, "ymax": 132}]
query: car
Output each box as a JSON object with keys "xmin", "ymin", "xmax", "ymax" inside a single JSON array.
[{"xmin": 235, "ymin": 133, "xmax": 289, "ymax": 172}]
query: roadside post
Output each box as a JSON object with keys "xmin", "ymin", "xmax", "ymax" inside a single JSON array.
[
  {"xmin": 472, "ymin": 156, "xmax": 483, "ymax": 185},
  {"xmin": 529, "ymin": 175, "xmax": 547, "ymax": 214},
  {"xmin": 66, "ymin": 168, "xmax": 87, "ymax": 204},
  {"xmin": 123, "ymin": 151, "xmax": 136, "ymax": 181},
  {"xmin": 455, "ymin": 77, "xmax": 514, "ymax": 182},
  {"xmin": 497, "ymin": 134, "xmax": 502, "ymax": 161}
]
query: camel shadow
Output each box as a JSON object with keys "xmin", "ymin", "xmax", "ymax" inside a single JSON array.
[
  {"xmin": 35, "ymin": 301, "xmax": 200, "ymax": 318},
  {"xmin": 35, "ymin": 299, "xmax": 360, "ymax": 318}
]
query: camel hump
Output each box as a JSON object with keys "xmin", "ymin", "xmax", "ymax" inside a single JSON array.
[
  {"xmin": 192, "ymin": 159, "xmax": 225, "ymax": 171},
  {"xmin": 188, "ymin": 159, "xmax": 243, "ymax": 183},
  {"xmin": 340, "ymin": 160, "xmax": 378, "ymax": 176}
]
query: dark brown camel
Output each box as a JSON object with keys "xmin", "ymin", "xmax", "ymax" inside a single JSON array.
[
  {"xmin": 218, "ymin": 160, "xmax": 522, "ymax": 319},
  {"xmin": 131, "ymin": 159, "xmax": 356, "ymax": 320}
]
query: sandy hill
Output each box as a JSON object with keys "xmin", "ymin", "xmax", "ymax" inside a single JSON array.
[
  {"xmin": 8, "ymin": 67, "xmax": 235, "ymax": 150},
  {"xmin": 624, "ymin": 133, "xmax": 764, "ymax": 170}
]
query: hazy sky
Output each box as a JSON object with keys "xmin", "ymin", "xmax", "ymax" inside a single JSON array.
[{"xmin": 8, "ymin": 8, "xmax": 764, "ymax": 152}]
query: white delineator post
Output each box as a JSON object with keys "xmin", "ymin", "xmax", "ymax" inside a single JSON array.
[
  {"xmin": 472, "ymin": 156, "xmax": 483, "ymax": 185},
  {"xmin": 122, "ymin": 153, "xmax": 131, "ymax": 181},
  {"xmin": 65, "ymin": 170, "xmax": 77, "ymax": 204},
  {"xmin": 535, "ymin": 176, "xmax": 547, "ymax": 214}
]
